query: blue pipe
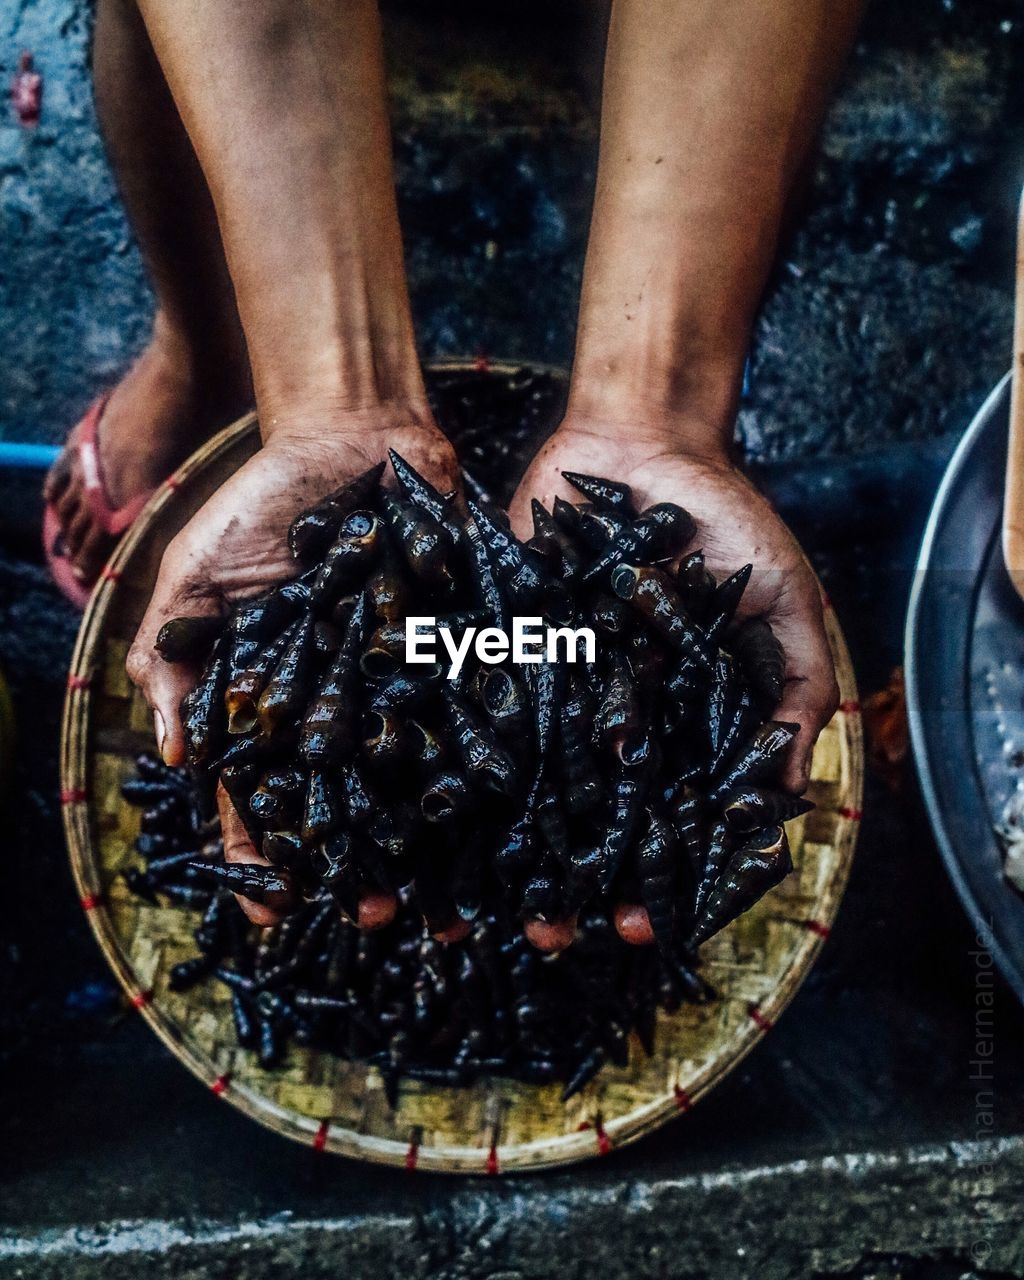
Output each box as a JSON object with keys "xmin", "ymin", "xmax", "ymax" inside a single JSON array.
[{"xmin": 0, "ymin": 442, "xmax": 61, "ymax": 470}]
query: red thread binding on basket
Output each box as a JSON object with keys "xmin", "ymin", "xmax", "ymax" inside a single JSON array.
[
  {"xmin": 673, "ymin": 1085, "xmax": 692, "ymax": 1112},
  {"xmin": 130, "ymin": 989, "xmax": 152, "ymax": 1010},
  {"xmin": 312, "ymin": 1120, "xmax": 329, "ymax": 1152},
  {"xmin": 100, "ymin": 566, "xmax": 121, "ymax": 583},
  {"xmin": 211, "ymin": 1074, "xmax": 231, "ymax": 1096},
  {"xmin": 66, "ymin": 673, "xmax": 91, "ymax": 691},
  {"xmin": 166, "ymin": 474, "xmax": 182, "ymax": 492},
  {"xmin": 61, "ymin": 787, "xmax": 87, "ymax": 805},
  {"xmin": 79, "ymin": 892, "xmax": 102, "ymax": 911},
  {"xmin": 473, "ymin": 354, "xmax": 492, "ymax": 373},
  {"xmin": 839, "ymin": 699, "xmax": 861, "ymax": 715},
  {"xmin": 838, "ymin": 806, "xmax": 863, "ymax": 821},
  {"xmin": 594, "ymin": 1118, "xmax": 612, "ymax": 1156},
  {"xmin": 405, "ymin": 1139, "xmax": 419, "ymax": 1171},
  {"xmin": 485, "ymin": 1144, "xmax": 499, "ymax": 1175},
  {"xmin": 748, "ymin": 1004, "xmax": 773, "ymax": 1032},
  {"xmin": 803, "ymin": 919, "xmax": 832, "ymax": 939}
]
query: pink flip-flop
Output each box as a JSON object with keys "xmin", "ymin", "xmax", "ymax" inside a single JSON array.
[{"xmin": 43, "ymin": 394, "xmax": 157, "ymax": 609}]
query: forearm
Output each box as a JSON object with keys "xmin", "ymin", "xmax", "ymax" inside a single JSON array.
[
  {"xmin": 571, "ymin": 0, "xmax": 863, "ymax": 453},
  {"xmin": 135, "ymin": 0, "xmax": 424, "ymax": 435}
]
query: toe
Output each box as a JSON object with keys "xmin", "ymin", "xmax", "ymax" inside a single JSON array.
[
  {"xmin": 614, "ymin": 903, "xmax": 655, "ymax": 946},
  {"xmin": 64, "ymin": 506, "xmax": 94, "ymax": 569},
  {"xmin": 43, "ymin": 449, "xmax": 73, "ymax": 503},
  {"xmin": 524, "ymin": 915, "xmax": 578, "ymax": 952},
  {"xmin": 74, "ymin": 520, "xmax": 113, "ymax": 585},
  {"xmin": 55, "ymin": 476, "xmax": 81, "ymax": 531}
]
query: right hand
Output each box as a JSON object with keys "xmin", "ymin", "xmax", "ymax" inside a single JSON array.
[
  {"xmin": 126, "ymin": 406, "xmax": 460, "ymax": 926},
  {"xmin": 509, "ymin": 415, "xmax": 839, "ymax": 951}
]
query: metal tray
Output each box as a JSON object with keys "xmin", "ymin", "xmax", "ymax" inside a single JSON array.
[{"xmin": 906, "ymin": 372, "xmax": 1024, "ymax": 1002}]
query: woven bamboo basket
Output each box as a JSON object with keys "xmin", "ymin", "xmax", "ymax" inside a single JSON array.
[{"xmin": 62, "ymin": 360, "xmax": 862, "ymax": 1174}]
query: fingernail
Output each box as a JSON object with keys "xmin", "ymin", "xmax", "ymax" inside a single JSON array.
[{"xmin": 154, "ymin": 709, "xmax": 167, "ymax": 760}]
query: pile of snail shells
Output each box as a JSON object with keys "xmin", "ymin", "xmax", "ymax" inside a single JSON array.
[
  {"xmin": 157, "ymin": 454, "xmax": 812, "ymax": 959},
  {"xmin": 122, "ymin": 753, "xmax": 712, "ymax": 1100}
]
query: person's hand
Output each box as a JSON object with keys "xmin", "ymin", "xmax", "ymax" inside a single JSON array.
[
  {"xmin": 508, "ymin": 412, "xmax": 839, "ymax": 950},
  {"xmin": 126, "ymin": 405, "xmax": 460, "ymax": 927}
]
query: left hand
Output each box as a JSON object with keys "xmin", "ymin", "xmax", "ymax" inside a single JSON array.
[{"xmin": 508, "ymin": 413, "xmax": 839, "ymax": 949}]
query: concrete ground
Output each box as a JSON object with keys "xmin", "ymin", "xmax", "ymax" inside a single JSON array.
[{"xmin": 2, "ymin": 1, "xmax": 1024, "ymax": 1277}]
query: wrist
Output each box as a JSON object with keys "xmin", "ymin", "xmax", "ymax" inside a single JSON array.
[
  {"xmin": 549, "ymin": 410, "xmax": 734, "ymax": 473},
  {"xmin": 235, "ymin": 216, "xmax": 426, "ymax": 434},
  {"xmin": 566, "ymin": 349, "xmax": 740, "ymax": 464},
  {"xmin": 569, "ymin": 272, "xmax": 749, "ymax": 445},
  {"xmin": 260, "ymin": 391, "xmax": 438, "ymax": 450},
  {"xmin": 254, "ymin": 298, "xmax": 431, "ymax": 446}
]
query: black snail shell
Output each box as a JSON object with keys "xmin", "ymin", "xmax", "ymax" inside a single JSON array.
[{"xmin": 122, "ymin": 751, "xmax": 713, "ymax": 1099}]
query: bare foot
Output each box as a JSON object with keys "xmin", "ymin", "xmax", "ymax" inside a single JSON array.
[{"xmin": 44, "ymin": 327, "xmax": 251, "ymax": 586}]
